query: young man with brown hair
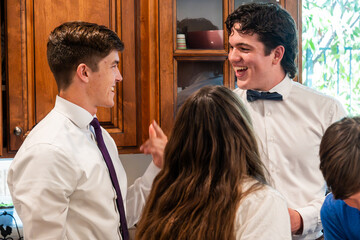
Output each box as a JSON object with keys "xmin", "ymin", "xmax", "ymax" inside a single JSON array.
[
  {"xmin": 225, "ymin": 3, "xmax": 346, "ymax": 239},
  {"xmin": 8, "ymin": 21, "xmax": 162, "ymax": 240}
]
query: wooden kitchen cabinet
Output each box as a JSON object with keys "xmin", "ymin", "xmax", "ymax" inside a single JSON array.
[
  {"xmin": 0, "ymin": 0, "xmax": 300, "ymax": 156},
  {"xmin": 2, "ymin": 0, "xmax": 137, "ymax": 155}
]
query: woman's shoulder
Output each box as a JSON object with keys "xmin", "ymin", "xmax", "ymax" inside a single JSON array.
[
  {"xmin": 237, "ymin": 178, "xmax": 288, "ymax": 220},
  {"xmin": 235, "ymin": 178, "xmax": 291, "ymax": 239},
  {"xmin": 241, "ymin": 179, "xmax": 287, "ymax": 206}
]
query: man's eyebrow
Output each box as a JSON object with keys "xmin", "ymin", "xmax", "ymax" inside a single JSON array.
[
  {"xmin": 232, "ymin": 43, "xmax": 252, "ymax": 48},
  {"xmin": 112, "ymin": 60, "xmax": 119, "ymax": 64}
]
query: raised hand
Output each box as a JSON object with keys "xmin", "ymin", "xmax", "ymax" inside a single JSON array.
[{"xmin": 140, "ymin": 121, "xmax": 168, "ymax": 169}]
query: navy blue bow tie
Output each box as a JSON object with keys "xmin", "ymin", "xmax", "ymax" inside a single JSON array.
[{"xmin": 246, "ymin": 90, "xmax": 283, "ymax": 102}]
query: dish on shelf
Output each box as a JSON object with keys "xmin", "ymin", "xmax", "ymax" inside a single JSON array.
[{"xmin": 186, "ymin": 30, "xmax": 223, "ymax": 49}]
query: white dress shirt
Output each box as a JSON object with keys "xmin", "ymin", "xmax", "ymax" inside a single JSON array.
[
  {"xmin": 234, "ymin": 76, "xmax": 347, "ymax": 239},
  {"xmin": 7, "ymin": 96, "xmax": 160, "ymax": 240},
  {"xmin": 235, "ymin": 179, "xmax": 291, "ymax": 239}
]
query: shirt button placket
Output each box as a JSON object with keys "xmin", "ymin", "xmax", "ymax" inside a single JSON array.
[{"xmin": 264, "ymin": 102, "xmax": 276, "ymax": 173}]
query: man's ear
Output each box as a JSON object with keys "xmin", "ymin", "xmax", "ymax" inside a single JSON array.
[
  {"xmin": 272, "ymin": 45, "xmax": 285, "ymax": 65},
  {"xmin": 76, "ymin": 63, "xmax": 90, "ymax": 83}
]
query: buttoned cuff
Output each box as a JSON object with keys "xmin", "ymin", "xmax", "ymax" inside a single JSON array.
[
  {"xmin": 140, "ymin": 161, "xmax": 161, "ymax": 188},
  {"xmin": 295, "ymin": 205, "xmax": 322, "ymax": 236}
]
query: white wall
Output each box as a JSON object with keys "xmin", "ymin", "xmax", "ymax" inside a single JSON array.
[{"xmin": 119, "ymin": 154, "xmax": 153, "ymax": 186}]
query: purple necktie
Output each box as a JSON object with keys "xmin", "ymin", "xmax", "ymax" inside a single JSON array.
[{"xmin": 90, "ymin": 118, "xmax": 129, "ymax": 240}]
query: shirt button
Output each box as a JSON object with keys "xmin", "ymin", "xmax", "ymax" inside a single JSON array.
[{"xmin": 266, "ymin": 111, "xmax": 271, "ymax": 116}]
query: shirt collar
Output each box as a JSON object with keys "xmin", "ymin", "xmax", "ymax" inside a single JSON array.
[
  {"xmin": 269, "ymin": 75, "xmax": 292, "ymax": 100},
  {"xmin": 54, "ymin": 95, "xmax": 94, "ymax": 129}
]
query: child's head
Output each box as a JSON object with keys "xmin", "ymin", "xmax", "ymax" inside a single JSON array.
[{"xmin": 319, "ymin": 117, "xmax": 360, "ymax": 199}]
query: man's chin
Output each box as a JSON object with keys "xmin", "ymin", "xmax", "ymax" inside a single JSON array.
[
  {"xmin": 98, "ymin": 102, "xmax": 115, "ymax": 108},
  {"xmin": 236, "ymin": 81, "xmax": 251, "ymax": 90}
]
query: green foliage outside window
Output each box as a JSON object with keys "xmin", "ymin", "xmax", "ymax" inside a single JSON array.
[{"xmin": 302, "ymin": 0, "xmax": 360, "ymax": 115}]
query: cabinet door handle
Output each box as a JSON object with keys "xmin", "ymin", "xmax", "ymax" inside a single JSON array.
[{"xmin": 14, "ymin": 126, "xmax": 23, "ymax": 136}]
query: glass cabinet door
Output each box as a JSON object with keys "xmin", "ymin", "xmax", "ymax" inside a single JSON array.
[
  {"xmin": 176, "ymin": 0, "xmax": 223, "ymax": 50},
  {"xmin": 176, "ymin": 61, "xmax": 224, "ymax": 111}
]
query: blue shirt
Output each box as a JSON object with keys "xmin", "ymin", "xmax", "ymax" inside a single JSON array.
[{"xmin": 321, "ymin": 193, "xmax": 360, "ymax": 239}]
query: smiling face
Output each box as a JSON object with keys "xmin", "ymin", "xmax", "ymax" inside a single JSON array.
[
  {"xmin": 228, "ymin": 25, "xmax": 284, "ymax": 91},
  {"xmin": 87, "ymin": 50, "xmax": 122, "ymax": 111}
]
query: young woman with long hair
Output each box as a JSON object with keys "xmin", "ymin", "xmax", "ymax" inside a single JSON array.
[{"xmin": 136, "ymin": 86, "xmax": 291, "ymax": 239}]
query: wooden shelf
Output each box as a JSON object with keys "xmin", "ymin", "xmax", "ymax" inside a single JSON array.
[{"xmin": 174, "ymin": 49, "xmax": 228, "ymax": 58}]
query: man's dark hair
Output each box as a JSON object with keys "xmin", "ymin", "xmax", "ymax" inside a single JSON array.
[
  {"xmin": 47, "ymin": 21, "xmax": 124, "ymax": 91},
  {"xmin": 225, "ymin": 3, "xmax": 298, "ymax": 78},
  {"xmin": 319, "ymin": 117, "xmax": 360, "ymax": 200}
]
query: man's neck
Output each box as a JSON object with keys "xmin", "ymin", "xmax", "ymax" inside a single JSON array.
[
  {"xmin": 268, "ymin": 72, "xmax": 287, "ymax": 90},
  {"xmin": 59, "ymin": 87, "xmax": 97, "ymax": 116},
  {"xmin": 344, "ymin": 191, "xmax": 360, "ymax": 211},
  {"xmin": 254, "ymin": 72, "xmax": 287, "ymax": 91}
]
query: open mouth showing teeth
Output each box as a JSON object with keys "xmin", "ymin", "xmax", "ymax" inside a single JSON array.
[{"xmin": 234, "ymin": 66, "xmax": 248, "ymax": 72}]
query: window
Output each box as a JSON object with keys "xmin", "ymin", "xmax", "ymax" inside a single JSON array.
[{"xmin": 302, "ymin": 0, "xmax": 360, "ymax": 115}]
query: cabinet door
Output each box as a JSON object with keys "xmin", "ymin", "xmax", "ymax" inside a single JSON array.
[
  {"xmin": 6, "ymin": 0, "xmax": 136, "ymax": 153},
  {"xmin": 160, "ymin": 0, "xmax": 230, "ymax": 135}
]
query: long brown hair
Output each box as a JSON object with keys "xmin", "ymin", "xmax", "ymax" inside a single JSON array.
[{"xmin": 136, "ymin": 86, "xmax": 268, "ymax": 240}]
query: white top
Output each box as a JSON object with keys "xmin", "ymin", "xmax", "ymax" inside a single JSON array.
[
  {"xmin": 7, "ymin": 96, "xmax": 160, "ymax": 240},
  {"xmin": 235, "ymin": 179, "xmax": 291, "ymax": 239},
  {"xmin": 234, "ymin": 76, "xmax": 347, "ymax": 239}
]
